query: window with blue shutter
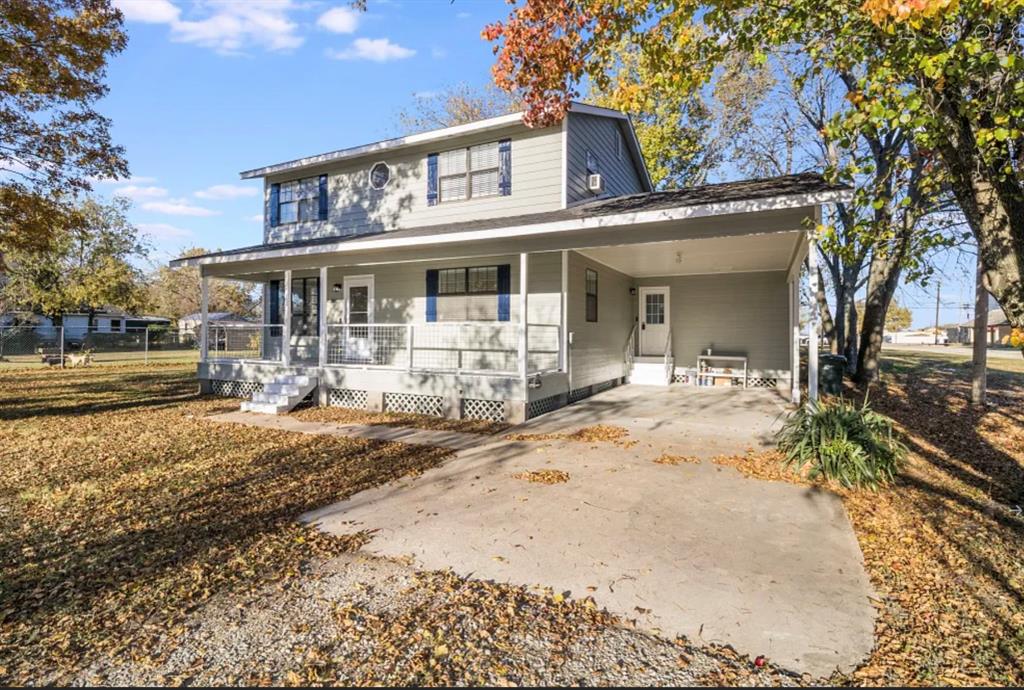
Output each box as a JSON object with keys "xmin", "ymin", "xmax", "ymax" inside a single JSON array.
[
  {"xmin": 318, "ymin": 174, "xmax": 328, "ymax": 221},
  {"xmin": 426, "ymin": 153, "xmax": 439, "ymax": 206},
  {"xmin": 498, "ymin": 139, "xmax": 511, "ymax": 196},
  {"xmin": 425, "ymin": 269, "xmax": 439, "ymax": 321},
  {"xmin": 269, "ymin": 183, "xmax": 280, "ymax": 227}
]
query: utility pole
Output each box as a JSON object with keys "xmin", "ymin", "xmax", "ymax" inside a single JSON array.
[
  {"xmin": 971, "ymin": 254, "xmax": 988, "ymax": 407},
  {"xmin": 934, "ymin": 281, "xmax": 941, "ymax": 345}
]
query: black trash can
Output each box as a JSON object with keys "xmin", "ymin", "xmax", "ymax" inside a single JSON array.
[{"xmin": 818, "ymin": 354, "xmax": 847, "ymax": 395}]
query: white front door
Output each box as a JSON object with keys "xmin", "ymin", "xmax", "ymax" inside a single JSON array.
[
  {"xmin": 343, "ymin": 275, "xmax": 374, "ymax": 362},
  {"xmin": 639, "ymin": 286, "xmax": 670, "ymax": 356}
]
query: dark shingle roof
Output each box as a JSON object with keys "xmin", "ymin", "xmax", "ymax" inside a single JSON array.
[{"xmin": 174, "ymin": 173, "xmax": 848, "ymax": 265}]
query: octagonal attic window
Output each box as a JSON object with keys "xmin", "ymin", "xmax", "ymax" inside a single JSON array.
[{"xmin": 369, "ymin": 161, "xmax": 391, "ymax": 190}]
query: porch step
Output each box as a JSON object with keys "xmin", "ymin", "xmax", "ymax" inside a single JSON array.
[
  {"xmin": 628, "ymin": 360, "xmax": 673, "ymax": 386},
  {"xmin": 240, "ymin": 373, "xmax": 318, "ymax": 415}
]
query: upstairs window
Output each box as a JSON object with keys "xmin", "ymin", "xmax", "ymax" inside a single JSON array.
[
  {"xmin": 427, "ymin": 139, "xmax": 511, "ymax": 206},
  {"xmin": 270, "ymin": 175, "xmax": 327, "ymax": 226}
]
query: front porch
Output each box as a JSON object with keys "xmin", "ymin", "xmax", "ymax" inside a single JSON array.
[{"xmin": 187, "ymin": 187, "xmax": 835, "ymax": 423}]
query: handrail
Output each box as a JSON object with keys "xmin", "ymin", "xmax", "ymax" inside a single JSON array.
[
  {"xmin": 624, "ymin": 322, "xmax": 637, "ymax": 369},
  {"xmin": 663, "ymin": 327, "xmax": 674, "ymax": 382}
]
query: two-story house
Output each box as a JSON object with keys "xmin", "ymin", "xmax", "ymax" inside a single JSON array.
[{"xmin": 172, "ymin": 103, "xmax": 849, "ymax": 422}]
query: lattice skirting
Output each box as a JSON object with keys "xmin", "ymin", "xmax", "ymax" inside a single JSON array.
[
  {"xmin": 328, "ymin": 388, "xmax": 368, "ymax": 410},
  {"xmin": 209, "ymin": 379, "xmax": 262, "ymax": 398},
  {"xmin": 384, "ymin": 392, "xmax": 445, "ymax": 417},
  {"xmin": 568, "ymin": 377, "xmax": 621, "ymax": 404},
  {"xmin": 747, "ymin": 377, "xmax": 778, "ymax": 388},
  {"xmin": 462, "ymin": 398, "xmax": 507, "ymax": 423},
  {"xmin": 671, "ymin": 373, "xmax": 692, "ymax": 384},
  {"xmin": 526, "ymin": 394, "xmax": 563, "ymax": 420}
]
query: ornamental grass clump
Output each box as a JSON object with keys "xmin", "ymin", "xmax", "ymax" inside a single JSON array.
[{"xmin": 776, "ymin": 396, "xmax": 907, "ymax": 489}]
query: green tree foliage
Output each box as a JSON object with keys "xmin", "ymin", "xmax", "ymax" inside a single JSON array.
[
  {"xmin": 147, "ymin": 248, "xmax": 260, "ymax": 323},
  {"xmin": 485, "ymin": 0, "xmax": 1024, "ymax": 331},
  {"xmin": 1, "ymin": 197, "xmax": 148, "ymax": 323},
  {"xmin": 0, "ymin": 0, "xmax": 128, "ymax": 265}
]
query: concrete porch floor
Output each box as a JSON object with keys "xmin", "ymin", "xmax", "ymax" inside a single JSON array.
[{"xmin": 302, "ymin": 385, "xmax": 876, "ymax": 677}]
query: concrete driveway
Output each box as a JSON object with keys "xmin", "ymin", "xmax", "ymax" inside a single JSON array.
[{"xmin": 304, "ymin": 386, "xmax": 875, "ymax": 677}]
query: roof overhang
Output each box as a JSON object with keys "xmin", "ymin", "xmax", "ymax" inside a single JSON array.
[{"xmin": 173, "ymin": 187, "xmax": 850, "ymax": 276}]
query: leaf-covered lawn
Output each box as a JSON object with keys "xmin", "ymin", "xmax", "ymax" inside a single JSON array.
[
  {"xmin": 716, "ymin": 349, "xmax": 1024, "ymax": 685},
  {"xmin": 0, "ymin": 365, "xmax": 450, "ymax": 684}
]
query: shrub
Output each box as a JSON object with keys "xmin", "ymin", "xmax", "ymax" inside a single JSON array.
[{"xmin": 776, "ymin": 396, "xmax": 906, "ymax": 489}]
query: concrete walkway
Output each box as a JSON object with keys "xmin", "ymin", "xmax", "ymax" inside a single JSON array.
[{"xmin": 207, "ymin": 410, "xmax": 488, "ymax": 450}]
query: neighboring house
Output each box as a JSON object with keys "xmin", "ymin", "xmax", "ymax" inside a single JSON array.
[
  {"xmin": 1, "ymin": 309, "xmax": 171, "ymax": 342},
  {"xmin": 945, "ymin": 295, "xmax": 1013, "ymax": 346},
  {"xmin": 172, "ymin": 102, "xmax": 850, "ymax": 421},
  {"xmin": 178, "ymin": 312, "xmax": 251, "ymax": 338}
]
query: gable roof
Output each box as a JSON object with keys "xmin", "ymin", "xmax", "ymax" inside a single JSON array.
[
  {"xmin": 238, "ymin": 102, "xmax": 648, "ymax": 187},
  {"xmin": 172, "ymin": 173, "xmax": 850, "ymax": 268}
]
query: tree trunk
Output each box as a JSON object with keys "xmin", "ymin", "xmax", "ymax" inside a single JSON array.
[
  {"xmin": 845, "ymin": 295, "xmax": 859, "ymax": 374},
  {"xmin": 856, "ymin": 246, "xmax": 905, "ymax": 384},
  {"xmin": 928, "ymin": 90, "xmax": 1024, "ymax": 329},
  {"xmin": 816, "ymin": 267, "xmax": 836, "ymax": 352},
  {"xmin": 832, "ymin": 279, "xmax": 846, "ymax": 358},
  {"xmin": 972, "ymin": 251, "xmax": 988, "ymax": 407}
]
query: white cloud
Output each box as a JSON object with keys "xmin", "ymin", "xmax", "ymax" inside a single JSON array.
[
  {"xmin": 326, "ymin": 37, "xmax": 415, "ymax": 62},
  {"xmin": 431, "ymin": 46, "xmax": 447, "ymax": 59},
  {"xmin": 138, "ymin": 222, "xmax": 194, "ymax": 240},
  {"xmin": 456, "ymin": 12, "xmax": 471, "ymax": 19},
  {"xmin": 317, "ymin": 6, "xmax": 359, "ymax": 34},
  {"xmin": 195, "ymin": 184, "xmax": 259, "ymax": 200},
  {"xmin": 112, "ymin": 184, "xmax": 168, "ymax": 200},
  {"xmin": 113, "ymin": 0, "xmax": 180, "ymax": 23},
  {"xmin": 142, "ymin": 198, "xmax": 220, "ymax": 217},
  {"xmin": 246, "ymin": 214, "xmax": 264, "ymax": 222},
  {"xmin": 116, "ymin": 0, "xmax": 304, "ymax": 55}
]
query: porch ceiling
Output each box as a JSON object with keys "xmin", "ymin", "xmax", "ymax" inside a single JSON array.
[{"xmin": 578, "ymin": 230, "xmax": 803, "ymax": 277}]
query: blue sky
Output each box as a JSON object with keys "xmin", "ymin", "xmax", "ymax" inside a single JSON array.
[
  {"xmin": 97, "ymin": 0, "xmax": 973, "ymax": 329},
  {"xmin": 97, "ymin": 0, "xmax": 510, "ymax": 261}
]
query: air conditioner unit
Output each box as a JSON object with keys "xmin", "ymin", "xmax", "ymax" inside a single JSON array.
[{"xmin": 587, "ymin": 173, "xmax": 604, "ymax": 194}]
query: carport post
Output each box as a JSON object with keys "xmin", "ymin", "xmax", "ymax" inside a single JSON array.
[
  {"xmin": 282, "ymin": 269, "xmax": 292, "ymax": 367},
  {"xmin": 789, "ymin": 278, "xmax": 800, "ymax": 405},
  {"xmin": 199, "ymin": 272, "xmax": 209, "ymax": 363},
  {"xmin": 519, "ymin": 252, "xmax": 529, "ymax": 385},
  {"xmin": 807, "ymin": 231, "xmax": 819, "ymax": 402}
]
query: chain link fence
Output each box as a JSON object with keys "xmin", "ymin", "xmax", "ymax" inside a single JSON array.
[{"xmin": 0, "ymin": 326, "xmax": 199, "ymax": 368}]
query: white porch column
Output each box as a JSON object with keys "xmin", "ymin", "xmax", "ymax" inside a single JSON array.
[
  {"xmin": 789, "ymin": 277, "xmax": 800, "ymax": 404},
  {"xmin": 318, "ymin": 266, "xmax": 328, "ymax": 368},
  {"xmin": 560, "ymin": 250, "xmax": 569, "ymax": 375},
  {"xmin": 519, "ymin": 252, "xmax": 529, "ymax": 384},
  {"xmin": 807, "ymin": 231, "xmax": 819, "ymax": 402},
  {"xmin": 199, "ymin": 271, "xmax": 209, "ymax": 362},
  {"xmin": 282, "ymin": 269, "xmax": 292, "ymax": 367}
]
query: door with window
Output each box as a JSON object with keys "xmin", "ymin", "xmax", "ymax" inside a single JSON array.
[
  {"xmin": 639, "ymin": 287, "xmax": 670, "ymax": 356},
  {"xmin": 343, "ymin": 275, "xmax": 374, "ymax": 362}
]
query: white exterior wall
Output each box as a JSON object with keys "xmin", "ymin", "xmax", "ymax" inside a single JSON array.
[
  {"xmin": 565, "ymin": 251, "xmax": 634, "ymax": 391},
  {"xmin": 634, "ymin": 271, "xmax": 791, "ymax": 376}
]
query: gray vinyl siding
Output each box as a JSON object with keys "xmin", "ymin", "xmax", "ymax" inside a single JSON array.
[
  {"xmin": 265, "ymin": 124, "xmax": 563, "ymax": 244},
  {"xmin": 565, "ymin": 113, "xmax": 644, "ymax": 206},
  {"xmin": 633, "ymin": 271, "xmax": 790, "ymax": 373},
  {"xmin": 566, "ymin": 251, "xmax": 633, "ymax": 390}
]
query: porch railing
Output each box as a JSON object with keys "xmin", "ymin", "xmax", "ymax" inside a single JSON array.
[
  {"xmin": 206, "ymin": 323, "xmax": 283, "ymax": 362},
  {"xmin": 325, "ymin": 322, "xmax": 560, "ymax": 375}
]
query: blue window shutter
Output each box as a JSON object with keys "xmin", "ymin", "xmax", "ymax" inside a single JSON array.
[
  {"xmin": 425, "ymin": 269, "xmax": 439, "ymax": 322},
  {"xmin": 498, "ymin": 139, "xmax": 512, "ymax": 196},
  {"xmin": 269, "ymin": 183, "xmax": 280, "ymax": 227},
  {"xmin": 318, "ymin": 174, "xmax": 328, "ymax": 221},
  {"xmin": 497, "ymin": 264, "xmax": 511, "ymax": 322},
  {"xmin": 426, "ymin": 153, "xmax": 439, "ymax": 206},
  {"xmin": 269, "ymin": 280, "xmax": 281, "ymax": 324}
]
